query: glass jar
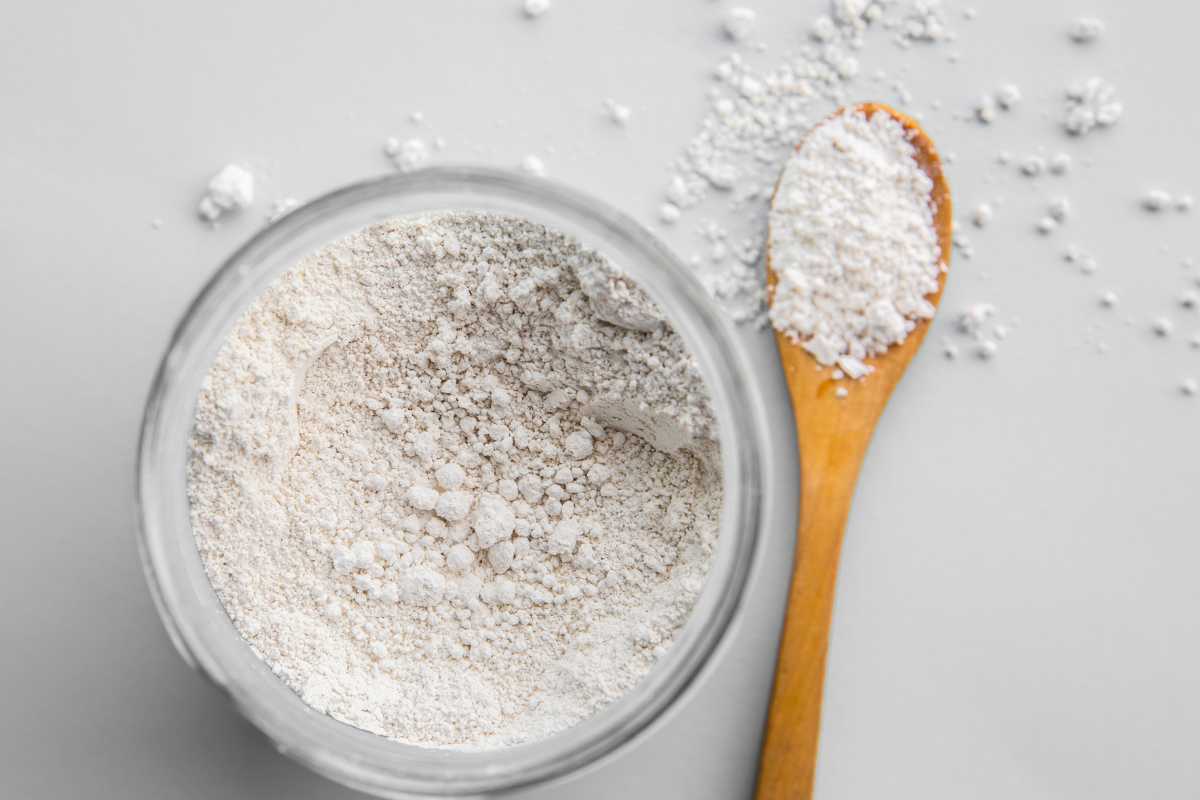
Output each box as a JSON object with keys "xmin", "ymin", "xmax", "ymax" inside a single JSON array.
[{"xmin": 136, "ymin": 167, "xmax": 770, "ymax": 798}]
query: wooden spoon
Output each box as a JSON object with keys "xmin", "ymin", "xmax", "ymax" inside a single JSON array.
[{"xmin": 754, "ymin": 103, "xmax": 952, "ymax": 800}]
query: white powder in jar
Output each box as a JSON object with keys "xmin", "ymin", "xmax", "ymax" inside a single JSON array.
[
  {"xmin": 768, "ymin": 109, "xmax": 942, "ymax": 373},
  {"xmin": 188, "ymin": 212, "xmax": 722, "ymax": 748}
]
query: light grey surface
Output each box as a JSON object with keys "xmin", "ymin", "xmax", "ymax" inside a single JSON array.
[{"xmin": 1, "ymin": 1, "xmax": 1198, "ymax": 798}]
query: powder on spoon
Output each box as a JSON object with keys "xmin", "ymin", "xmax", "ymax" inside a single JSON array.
[{"xmin": 768, "ymin": 109, "xmax": 943, "ymax": 377}]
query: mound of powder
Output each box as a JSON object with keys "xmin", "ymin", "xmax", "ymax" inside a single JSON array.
[
  {"xmin": 187, "ymin": 212, "xmax": 722, "ymax": 748},
  {"xmin": 768, "ymin": 109, "xmax": 942, "ymax": 375}
]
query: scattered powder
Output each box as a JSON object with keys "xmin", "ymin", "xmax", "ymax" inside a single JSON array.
[
  {"xmin": 188, "ymin": 212, "xmax": 722, "ymax": 748},
  {"xmin": 1036, "ymin": 216, "xmax": 1058, "ymax": 235},
  {"xmin": 768, "ymin": 109, "xmax": 941, "ymax": 374},
  {"xmin": 995, "ymin": 83, "xmax": 1022, "ymax": 110},
  {"xmin": 948, "ymin": 303, "xmax": 1006, "ymax": 361},
  {"xmin": 384, "ymin": 138, "xmax": 431, "ymax": 172},
  {"xmin": 1049, "ymin": 153, "xmax": 1072, "ymax": 175},
  {"xmin": 1068, "ymin": 17, "xmax": 1104, "ymax": 44},
  {"xmin": 831, "ymin": 0, "xmax": 880, "ymax": 31},
  {"xmin": 975, "ymin": 95, "xmax": 997, "ymax": 124},
  {"xmin": 267, "ymin": 197, "xmax": 299, "ymax": 224},
  {"xmin": 723, "ymin": 7, "xmax": 757, "ymax": 42},
  {"xmin": 1063, "ymin": 244, "xmax": 1098, "ymax": 274},
  {"xmin": 1020, "ymin": 156, "xmax": 1047, "ymax": 177},
  {"xmin": 1180, "ymin": 290, "xmax": 1199, "ymax": 310},
  {"xmin": 523, "ymin": 0, "xmax": 550, "ymax": 19},
  {"xmin": 1152, "ymin": 317, "xmax": 1174, "ymax": 337},
  {"xmin": 894, "ymin": 0, "xmax": 954, "ymax": 46},
  {"xmin": 1099, "ymin": 290, "xmax": 1119, "ymax": 309},
  {"xmin": 1176, "ymin": 195, "xmax": 1195, "ymax": 212},
  {"xmin": 1063, "ymin": 78, "xmax": 1123, "ymax": 136},
  {"xmin": 810, "ymin": 15, "xmax": 837, "ymax": 43},
  {"xmin": 952, "ymin": 228, "xmax": 974, "ymax": 259},
  {"xmin": 971, "ymin": 203, "xmax": 993, "ymax": 228},
  {"xmin": 1048, "ymin": 197, "xmax": 1071, "ymax": 223},
  {"xmin": 1142, "ymin": 190, "xmax": 1172, "ymax": 212},
  {"xmin": 975, "ymin": 339, "xmax": 998, "ymax": 360},
  {"xmin": 198, "ymin": 164, "xmax": 255, "ymax": 223},
  {"xmin": 519, "ymin": 154, "xmax": 547, "ymax": 176},
  {"xmin": 603, "ymin": 99, "xmax": 632, "ymax": 126},
  {"xmin": 1181, "ymin": 378, "xmax": 1199, "ymax": 397},
  {"xmin": 955, "ymin": 303, "xmax": 995, "ymax": 338}
]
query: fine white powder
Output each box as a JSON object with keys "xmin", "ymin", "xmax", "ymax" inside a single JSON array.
[
  {"xmin": 768, "ymin": 109, "xmax": 942, "ymax": 373},
  {"xmin": 188, "ymin": 212, "xmax": 722, "ymax": 748}
]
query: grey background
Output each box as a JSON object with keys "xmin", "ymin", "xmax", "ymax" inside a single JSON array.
[{"xmin": 2, "ymin": 0, "xmax": 1198, "ymax": 798}]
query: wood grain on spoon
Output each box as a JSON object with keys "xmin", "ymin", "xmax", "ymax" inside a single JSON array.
[{"xmin": 755, "ymin": 102, "xmax": 953, "ymax": 800}]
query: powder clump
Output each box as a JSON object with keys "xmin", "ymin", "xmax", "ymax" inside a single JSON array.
[
  {"xmin": 198, "ymin": 164, "xmax": 255, "ymax": 223},
  {"xmin": 1063, "ymin": 78, "xmax": 1123, "ymax": 136}
]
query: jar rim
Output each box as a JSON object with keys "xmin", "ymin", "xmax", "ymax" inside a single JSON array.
[{"xmin": 136, "ymin": 166, "xmax": 770, "ymax": 798}]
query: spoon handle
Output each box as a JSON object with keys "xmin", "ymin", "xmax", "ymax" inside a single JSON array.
[{"xmin": 754, "ymin": 392, "xmax": 878, "ymax": 800}]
